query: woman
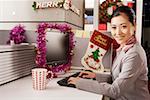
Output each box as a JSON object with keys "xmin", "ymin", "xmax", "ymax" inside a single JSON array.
[{"xmin": 68, "ymin": 6, "xmax": 150, "ymax": 100}]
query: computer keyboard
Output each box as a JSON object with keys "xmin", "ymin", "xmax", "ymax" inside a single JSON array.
[
  {"xmin": 57, "ymin": 72, "xmax": 80, "ymax": 88},
  {"xmin": 57, "ymin": 70, "xmax": 95, "ymax": 88}
]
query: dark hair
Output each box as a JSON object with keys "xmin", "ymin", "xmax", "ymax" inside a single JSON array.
[{"xmin": 111, "ymin": 6, "xmax": 135, "ymax": 25}]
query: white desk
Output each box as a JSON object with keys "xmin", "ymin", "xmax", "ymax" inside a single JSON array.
[{"xmin": 0, "ymin": 75, "xmax": 103, "ymax": 100}]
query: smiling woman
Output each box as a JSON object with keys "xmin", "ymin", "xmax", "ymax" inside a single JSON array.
[
  {"xmin": 67, "ymin": 6, "xmax": 150, "ymax": 100},
  {"xmin": 110, "ymin": 6, "xmax": 136, "ymax": 46}
]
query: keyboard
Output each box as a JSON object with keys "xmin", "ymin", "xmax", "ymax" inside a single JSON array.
[
  {"xmin": 57, "ymin": 72, "xmax": 80, "ymax": 88},
  {"xmin": 57, "ymin": 70, "xmax": 95, "ymax": 88}
]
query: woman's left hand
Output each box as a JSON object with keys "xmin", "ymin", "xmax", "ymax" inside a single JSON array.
[{"xmin": 68, "ymin": 77, "xmax": 80, "ymax": 85}]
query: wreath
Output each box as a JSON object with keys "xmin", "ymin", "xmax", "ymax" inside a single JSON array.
[
  {"xmin": 36, "ymin": 23, "xmax": 75, "ymax": 77},
  {"xmin": 99, "ymin": 0, "xmax": 123, "ymax": 23}
]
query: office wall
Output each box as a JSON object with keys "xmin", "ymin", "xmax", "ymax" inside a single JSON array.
[{"xmin": 0, "ymin": 0, "xmax": 84, "ymax": 30}]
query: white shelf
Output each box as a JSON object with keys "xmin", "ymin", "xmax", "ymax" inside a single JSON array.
[{"xmin": 0, "ymin": 45, "xmax": 36, "ymax": 85}]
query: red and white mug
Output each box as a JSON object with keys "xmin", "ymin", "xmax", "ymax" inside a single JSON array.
[{"xmin": 32, "ymin": 68, "xmax": 53, "ymax": 90}]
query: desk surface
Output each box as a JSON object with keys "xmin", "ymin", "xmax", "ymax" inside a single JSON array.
[{"xmin": 0, "ymin": 75, "xmax": 102, "ymax": 100}]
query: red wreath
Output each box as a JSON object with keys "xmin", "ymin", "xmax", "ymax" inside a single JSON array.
[{"xmin": 99, "ymin": 0, "xmax": 123, "ymax": 23}]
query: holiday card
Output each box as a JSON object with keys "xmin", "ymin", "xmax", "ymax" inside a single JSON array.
[{"xmin": 81, "ymin": 30, "xmax": 113, "ymax": 73}]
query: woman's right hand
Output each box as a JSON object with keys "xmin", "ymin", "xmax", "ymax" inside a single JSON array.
[{"xmin": 78, "ymin": 71, "xmax": 96, "ymax": 79}]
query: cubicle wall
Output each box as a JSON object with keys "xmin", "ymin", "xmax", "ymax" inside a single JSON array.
[{"xmin": 0, "ymin": 30, "xmax": 112, "ymax": 71}]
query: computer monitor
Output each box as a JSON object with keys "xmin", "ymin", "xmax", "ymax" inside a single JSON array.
[{"xmin": 46, "ymin": 30, "xmax": 69, "ymax": 66}]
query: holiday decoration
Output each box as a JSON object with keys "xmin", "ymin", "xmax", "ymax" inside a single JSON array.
[
  {"xmin": 99, "ymin": 0, "xmax": 123, "ymax": 23},
  {"xmin": 81, "ymin": 30, "xmax": 113, "ymax": 73},
  {"xmin": 36, "ymin": 23, "xmax": 75, "ymax": 77},
  {"xmin": 32, "ymin": 0, "xmax": 80, "ymax": 16},
  {"xmin": 7, "ymin": 24, "xmax": 26, "ymax": 44}
]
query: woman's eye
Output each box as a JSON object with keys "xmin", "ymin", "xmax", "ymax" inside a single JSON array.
[
  {"xmin": 122, "ymin": 26, "xmax": 127, "ymax": 28},
  {"xmin": 111, "ymin": 27, "xmax": 116, "ymax": 29}
]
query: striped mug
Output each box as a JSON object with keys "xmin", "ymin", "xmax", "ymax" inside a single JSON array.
[{"xmin": 32, "ymin": 68, "xmax": 53, "ymax": 90}]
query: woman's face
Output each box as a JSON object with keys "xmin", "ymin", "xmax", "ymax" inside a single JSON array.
[{"xmin": 111, "ymin": 13, "xmax": 135, "ymax": 45}]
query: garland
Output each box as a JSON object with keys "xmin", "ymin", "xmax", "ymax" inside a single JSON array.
[
  {"xmin": 7, "ymin": 24, "xmax": 26, "ymax": 44},
  {"xmin": 99, "ymin": 0, "xmax": 122, "ymax": 23},
  {"xmin": 36, "ymin": 23, "xmax": 75, "ymax": 77}
]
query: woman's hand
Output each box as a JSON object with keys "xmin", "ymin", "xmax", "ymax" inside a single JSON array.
[
  {"xmin": 68, "ymin": 77, "xmax": 79, "ymax": 85},
  {"xmin": 67, "ymin": 71, "xmax": 96, "ymax": 85},
  {"xmin": 79, "ymin": 71, "xmax": 96, "ymax": 79}
]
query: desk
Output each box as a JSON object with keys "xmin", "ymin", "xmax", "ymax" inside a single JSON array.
[{"xmin": 0, "ymin": 75, "xmax": 102, "ymax": 100}]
